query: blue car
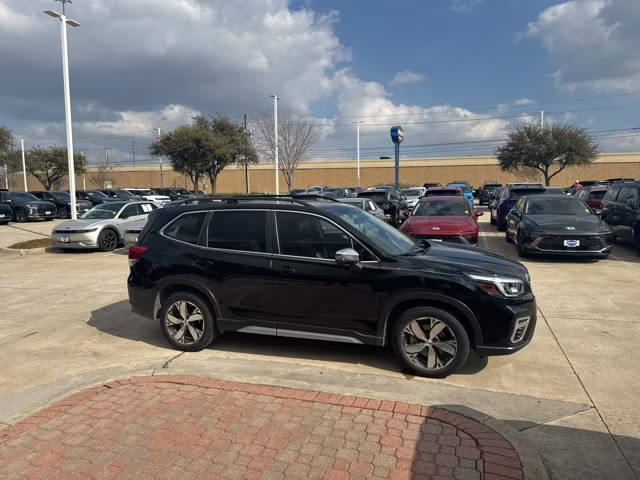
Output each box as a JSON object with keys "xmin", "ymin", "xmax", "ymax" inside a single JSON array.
[
  {"xmin": 490, "ymin": 185, "xmax": 548, "ymax": 231},
  {"xmin": 447, "ymin": 183, "xmax": 474, "ymax": 206}
]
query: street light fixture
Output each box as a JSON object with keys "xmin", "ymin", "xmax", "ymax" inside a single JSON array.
[{"xmin": 43, "ymin": 9, "xmax": 81, "ymax": 219}]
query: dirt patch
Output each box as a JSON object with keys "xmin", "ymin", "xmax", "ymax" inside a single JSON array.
[{"xmin": 7, "ymin": 238, "xmax": 52, "ymax": 249}]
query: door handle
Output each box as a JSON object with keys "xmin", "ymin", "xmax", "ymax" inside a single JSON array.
[
  {"xmin": 196, "ymin": 259, "xmax": 215, "ymax": 267},
  {"xmin": 279, "ymin": 265, "xmax": 296, "ymax": 275}
]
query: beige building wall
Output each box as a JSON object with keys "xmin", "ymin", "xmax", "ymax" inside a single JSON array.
[{"xmin": 11, "ymin": 153, "xmax": 640, "ymax": 193}]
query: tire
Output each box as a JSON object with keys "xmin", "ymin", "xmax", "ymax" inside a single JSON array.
[
  {"xmin": 633, "ymin": 227, "xmax": 640, "ymax": 257},
  {"xmin": 497, "ymin": 218, "xmax": 506, "ymax": 232},
  {"xmin": 505, "ymin": 228, "xmax": 513, "ymax": 243},
  {"xmin": 97, "ymin": 228, "xmax": 119, "ymax": 252},
  {"xmin": 393, "ymin": 210, "xmax": 400, "ymax": 228},
  {"xmin": 391, "ymin": 306, "xmax": 470, "ymax": 378},
  {"xmin": 159, "ymin": 291, "xmax": 216, "ymax": 352},
  {"xmin": 516, "ymin": 233, "xmax": 528, "ymax": 258},
  {"xmin": 45, "ymin": 218, "xmax": 53, "ymax": 221},
  {"xmin": 14, "ymin": 209, "xmax": 27, "ymax": 223},
  {"xmin": 58, "ymin": 206, "xmax": 69, "ymax": 219},
  {"xmin": 490, "ymin": 211, "xmax": 496, "ymax": 225}
]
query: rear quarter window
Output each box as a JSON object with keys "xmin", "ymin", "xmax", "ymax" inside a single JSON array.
[{"xmin": 163, "ymin": 212, "xmax": 207, "ymax": 245}]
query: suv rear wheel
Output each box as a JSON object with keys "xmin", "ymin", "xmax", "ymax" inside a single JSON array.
[
  {"xmin": 159, "ymin": 292, "xmax": 216, "ymax": 351},
  {"xmin": 391, "ymin": 306, "xmax": 469, "ymax": 377}
]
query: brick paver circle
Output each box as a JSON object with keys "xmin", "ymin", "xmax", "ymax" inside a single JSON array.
[{"xmin": 0, "ymin": 376, "xmax": 524, "ymax": 480}]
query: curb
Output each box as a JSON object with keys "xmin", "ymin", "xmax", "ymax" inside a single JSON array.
[
  {"xmin": 0, "ymin": 246, "xmax": 48, "ymax": 256},
  {"xmin": 0, "ymin": 374, "xmax": 548, "ymax": 480}
]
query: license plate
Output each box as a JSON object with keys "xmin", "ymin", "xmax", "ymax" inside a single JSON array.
[
  {"xmin": 564, "ymin": 239, "xmax": 580, "ymax": 248},
  {"xmin": 45, "ymin": 211, "xmax": 51, "ymax": 215},
  {"xmin": 60, "ymin": 236, "xmax": 70, "ymax": 243}
]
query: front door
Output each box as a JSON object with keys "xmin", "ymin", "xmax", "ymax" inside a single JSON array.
[
  {"xmin": 619, "ymin": 187, "xmax": 639, "ymax": 242},
  {"xmin": 271, "ymin": 211, "xmax": 381, "ymax": 341}
]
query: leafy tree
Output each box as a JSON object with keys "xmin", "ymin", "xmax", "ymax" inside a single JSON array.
[
  {"xmin": 0, "ymin": 127, "xmax": 21, "ymax": 188},
  {"xmin": 150, "ymin": 116, "xmax": 256, "ymax": 194},
  {"xmin": 256, "ymin": 113, "xmax": 317, "ymax": 192},
  {"xmin": 496, "ymin": 122, "xmax": 599, "ymax": 186},
  {"xmin": 0, "ymin": 126, "xmax": 12, "ymax": 153},
  {"xmin": 25, "ymin": 147, "xmax": 86, "ymax": 191}
]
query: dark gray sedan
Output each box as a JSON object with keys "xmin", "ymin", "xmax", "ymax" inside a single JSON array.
[{"xmin": 338, "ymin": 197, "xmax": 386, "ymax": 221}]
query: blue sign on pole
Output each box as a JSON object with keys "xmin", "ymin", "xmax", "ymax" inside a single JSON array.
[{"xmin": 390, "ymin": 126, "xmax": 404, "ymax": 190}]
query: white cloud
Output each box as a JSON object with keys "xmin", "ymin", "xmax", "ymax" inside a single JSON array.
[
  {"xmin": 389, "ymin": 70, "xmax": 426, "ymax": 86},
  {"xmin": 450, "ymin": 0, "xmax": 485, "ymax": 13},
  {"xmin": 525, "ymin": 0, "xmax": 640, "ymax": 92},
  {"xmin": 514, "ymin": 98, "xmax": 535, "ymax": 106}
]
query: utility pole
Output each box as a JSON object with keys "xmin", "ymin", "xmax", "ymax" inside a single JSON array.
[
  {"xmin": 4, "ymin": 164, "xmax": 8, "ymax": 190},
  {"xmin": 271, "ymin": 94, "xmax": 279, "ymax": 195},
  {"xmin": 244, "ymin": 114, "xmax": 250, "ymax": 194},
  {"xmin": 156, "ymin": 128, "xmax": 163, "ymax": 188},
  {"xmin": 104, "ymin": 147, "xmax": 110, "ymax": 164},
  {"xmin": 353, "ymin": 121, "xmax": 362, "ymax": 187},
  {"xmin": 540, "ymin": 110, "xmax": 544, "ymax": 128},
  {"xmin": 19, "ymin": 138, "xmax": 27, "ymax": 192},
  {"xmin": 54, "ymin": 0, "xmax": 72, "ymax": 15}
]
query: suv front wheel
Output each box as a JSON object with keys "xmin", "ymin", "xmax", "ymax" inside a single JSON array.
[
  {"xmin": 159, "ymin": 292, "xmax": 216, "ymax": 351},
  {"xmin": 391, "ymin": 306, "xmax": 470, "ymax": 377}
]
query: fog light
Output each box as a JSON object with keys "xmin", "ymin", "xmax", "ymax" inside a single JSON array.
[{"xmin": 511, "ymin": 316, "xmax": 530, "ymax": 343}]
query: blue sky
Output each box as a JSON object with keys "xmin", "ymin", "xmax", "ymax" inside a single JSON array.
[{"xmin": 2, "ymin": 0, "xmax": 640, "ymax": 163}]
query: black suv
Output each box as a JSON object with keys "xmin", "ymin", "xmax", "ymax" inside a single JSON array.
[
  {"xmin": 153, "ymin": 188, "xmax": 195, "ymax": 201},
  {"xmin": 128, "ymin": 196, "xmax": 536, "ymax": 377},
  {"xmin": 31, "ymin": 191, "xmax": 92, "ymax": 218},
  {"xmin": 601, "ymin": 181, "xmax": 640, "ymax": 254},
  {"xmin": 479, "ymin": 182, "xmax": 502, "ymax": 206},
  {"xmin": 357, "ymin": 189, "xmax": 405, "ymax": 226},
  {"xmin": 0, "ymin": 191, "xmax": 57, "ymax": 222},
  {"xmin": 76, "ymin": 189, "xmax": 111, "ymax": 206}
]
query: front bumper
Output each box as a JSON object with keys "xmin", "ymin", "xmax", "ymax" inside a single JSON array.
[
  {"xmin": 51, "ymin": 230, "xmax": 101, "ymax": 249},
  {"xmin": 27, "ymin": 211, "xmax": 57, "ymax": 220},
  {"xmin": 124, "ymin": 230, "xmax": 141, "ymax": 246},
  {"xmin": 475, "ymin": 299, "xmax": 537, "ymax": 356},
  {"xmin": 521, "ymin": 234, "xmax": 613, "ymax": 257}
]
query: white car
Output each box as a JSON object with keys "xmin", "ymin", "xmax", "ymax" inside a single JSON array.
[
  {"xmin": 122, "ymin": 188, "xmax": 170, "ymax": 204},
  {"xmin": 400, "ymin": 187, "xmax": 427, "ymax": 209}
]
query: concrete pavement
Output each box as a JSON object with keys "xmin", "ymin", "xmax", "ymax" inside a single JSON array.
[{"xmin": 0, "ymin": 211, "xmax": 638, "ymax": 479}]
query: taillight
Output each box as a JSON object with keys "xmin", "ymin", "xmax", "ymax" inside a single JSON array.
[{"xmin": 128, "ymin": 245, "xmax": 147, "ymax": 267}]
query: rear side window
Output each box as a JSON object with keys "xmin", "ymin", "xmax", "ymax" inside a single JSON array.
[
  {"xmin": 208, "ymin": 211, "xmax": 266, "ymax": 252},
  {"xmin": 276, "ymin": 212, "xmax": 352, "ymax": 259},
  {"xmin": 616, "ymin": 187, "xmax": 631, "ymax": 203},
  {"xmin": 164, "ymin": 212, "xmax": 207, "ymax": 245},
  {"xmin": 589, "ymin": 191, "xmax": 606, "ymax": 200},
  {"xmin": 627, "ymin": 188, "xmax": 639, "ymax": 206},
  {"xmin": 603, "ymin": 187, "xmax": 619, "ymax": 202}
]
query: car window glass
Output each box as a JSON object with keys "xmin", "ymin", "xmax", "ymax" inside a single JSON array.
[
  {"xmin": 616, "ymin": 187, "xmax": 630, "ymax": 203},
  {"xmin": 164, "ymin": 212, "xmax": 206, "ymax": 245},
  {"xmin": 141, "ymin": 203, "xmax": 155, "ymax": 212},
  {"xmin": 277, "ymin": 212, "xmax": 352, "ymax": 260},
  {"xmin": 626, "ymin": 188, "xmax": 639, "ymax": 206},
  {"xmin": 208, "ymin": 210, "xmax": 266, "ymax": 252},
  {"xmin": 120, "ymin": 204, "xmax": 142, "ymax": 218}
]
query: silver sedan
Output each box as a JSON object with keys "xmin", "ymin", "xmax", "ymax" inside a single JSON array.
[
  {"xmin": 338, "ymin": 197, "xmax": 386, "ymax": 221},
  {"xmin": 52, "ymin": 201, "xmax": 158, "ymax": 251}
]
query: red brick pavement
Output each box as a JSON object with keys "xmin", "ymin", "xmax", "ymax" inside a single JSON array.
[{"xmin": 0, "ymin": 376, "xmax": 524, "ymax": 480}]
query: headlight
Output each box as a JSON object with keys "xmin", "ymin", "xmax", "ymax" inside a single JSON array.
[
  {"xmin": 469, "ymin": 274, "xmax": 525, "ymax": 297},
  {"xmin": 82, "ymin": 228, "xmax": 98, "ymax": 233}
]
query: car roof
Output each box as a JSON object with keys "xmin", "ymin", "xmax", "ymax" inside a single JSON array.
[
  {"xmin": 525, "ymin": 194, "xmax": 578, "ymax": 200},
  {"xmin": 419, "ymin": 196, "xmax": 467, "ymax": 202}
]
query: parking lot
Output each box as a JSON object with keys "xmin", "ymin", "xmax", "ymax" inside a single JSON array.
[{"xmin": 0, "ymin": 208, "xmax": 639, "ymax": 480}]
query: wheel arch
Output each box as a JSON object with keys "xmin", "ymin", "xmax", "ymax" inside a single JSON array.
[
  {"xmin": 378, "ymin": 293, "xmax": 482, "ymax": 348},
  {"xmin": 154, "ymin": 276, "xmax": 221, "ymax": 325}
]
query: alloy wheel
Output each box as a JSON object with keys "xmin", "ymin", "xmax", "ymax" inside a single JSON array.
[
  {"xmin": 101, "ymin": 230, "xmax": 117, "ymax": 250},
  {"xmin": 165, "ymin": 301, "xmax": 204, "ymax": 344},
  {"xmin": 402, "ymin": 317, "xmax": 458, "ymax": 369},
  {"xmin": 16, "ymin": 210, "xmax": 27, "ymax": 223}
]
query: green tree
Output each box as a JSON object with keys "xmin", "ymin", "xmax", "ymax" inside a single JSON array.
[
  {"xmin": 150, "ymin": 116, "xmax": 256, "ymax": 194},
  {"xmin": 496, "ymin": 122, "xmax": 599, "ymax": 186},
  {"xmin": 25, "ymin": 147, "xmax": 86, "ymax": 191},
  {"xmin": 0, "ymin": 127, "xmax": 21, "ymax": 188},
  {"xmin": 0, "ymin": 126, "xmax": 12, "ymax": 153}
]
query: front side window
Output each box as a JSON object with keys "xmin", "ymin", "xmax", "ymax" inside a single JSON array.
[
  {"xmin": 626, "ymin": 188, "xmax": 639, "ymax": 206},
  {"xmin": 10, "ymin": 192, "xmax": 39, "ymax": 202},
  {"xmin": 616, "ymin": 187, "xmax": 631, "ymax": 203},
  {"xmin": 120, "ymin": 204, "xmax": 143, "ymax": 218},
  {"xmin": 164, "ymin": 212, "xmax": 207, "ymax": 245},
  {"xmin": 208, "ymin": 210, "xmax": 266, "ymax": 252}
]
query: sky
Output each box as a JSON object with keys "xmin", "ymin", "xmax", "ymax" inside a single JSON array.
[{"xmin": 2, "ymin": 0, "xmax": 640, "ymax": 165}]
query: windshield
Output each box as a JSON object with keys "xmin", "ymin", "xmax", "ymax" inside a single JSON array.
[
  {"xmin": 448, "ymin": 184, "xmax": 470, "ymax": 193},
  {"xmin": 80, "ymin": 204, "xmax": 124, "ymax": 219},
  {"xmin": 358, "ymin": 192, "xmax": 387, "ymax": 201},
  {"xmin": 10, "ymin": 192, "xmax": 39, "ymax": 201},
  {"xmin": 526, "ymin": 197, "xmax": 591, "ymax": 215},
  {"xmin": 414, "ymin": 201, "xmax": 470, "ymax": 216},
  {"xmin": 86, "ymin": 191, "xmax": 109, "ymax": 198},
  {"xmin": 52, "ymin": 192, "xmax": 70, "ymax": 202},
  {"xmin": 510, "ymin": 188, "xmax": 546, "ymax": 199},
  {"xmin": 401, "ymin": 189, "xmax": 422, "ymax": 197},
  {"xmin": 428, "ymin": 190, "xmax": 459, "ymax": 196},
  {"xmin": 318, "ymin": 203, "xmax": 416, "ymax": 256}
]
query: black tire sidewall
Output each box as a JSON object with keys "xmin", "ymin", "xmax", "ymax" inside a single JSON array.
[
  {"xmin": 391, "ymin": 306, "xmax": 470, "ymax": 378},
  {"xmin": 15, "ymin": 209, "xmax": 27, "ymax": 223},
  {"xmin": 58, "ymin": 206, "xmax": 69, "ymax": 219},
  {"xmin": 98, "ymin": 228, "xmax": 118, "ymax": 251},
  {"xmin": 159, "ymin": 292, "xmax": 216, "ymax": 351}
]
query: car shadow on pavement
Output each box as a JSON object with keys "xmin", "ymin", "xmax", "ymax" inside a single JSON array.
[{"xmin": 87, "ymin": 300, "xmax": 488, "ymax": 376}]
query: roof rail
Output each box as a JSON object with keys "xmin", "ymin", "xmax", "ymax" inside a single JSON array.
[{"xmin": 203, "ymin": 194, "xmax": 340, "ymax": 206}]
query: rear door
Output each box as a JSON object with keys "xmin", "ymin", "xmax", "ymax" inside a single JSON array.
[
  {"xmin": 194, "ymin": 209, "xmax": 276, "ymax": 330},
  {"xmin": 271, "ymin": 211, "xmax": 381, "ymax": 342},
  {"xmin": 608, "ymin": 187, "xmax": 630, "ymax": 237},
  {"xmin": 619, "ymin": 187, "xmax": 639, "ymax": 242}
]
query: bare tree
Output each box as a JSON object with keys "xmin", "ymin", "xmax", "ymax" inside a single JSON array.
[
  {"xmin": 90, "ymin": 163, "xmax": 114, "ymax": 189},
  {"xmin": 255, "ymin": 113, "xmax": 317, "ymax": 192}
]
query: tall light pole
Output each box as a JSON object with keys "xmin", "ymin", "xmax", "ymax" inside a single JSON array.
[
  {"xmin": 19, "ymin": 138, "xmax": 27, "ymax": 192},
  {"xmin": 352, "ymin": 121, "xmax": 362, "ymax": 187},
  {"xmin": 44, "ymin": 8, "xmax": 81, "ymax": 219},
  {"xmin": 540, "ymin": 110, "xmax": 544, "ymax": 128},
  {"xmin": 271, "ymin": 94, "xmax": 279, "ymax": 195}
]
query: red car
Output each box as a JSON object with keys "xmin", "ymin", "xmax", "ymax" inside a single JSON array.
[
  {"xmin": 400, "ymin": 196, "xmax": 483, "ymax": 245},
  {"xmin": 575, "ymin": 186, "xmax": 607, "ymax": 210}
]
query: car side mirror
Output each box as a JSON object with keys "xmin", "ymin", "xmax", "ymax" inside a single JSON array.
[
  {"xmin": 335, "ymin": 248, "xmax": 360, "ymax": 266},
  {"xmin": 599, "ymin": 207, "xmax": 609, "ymax": 217},
  {"xmin": 475, "ymin": 210, "xmax": 484, "ymax": 216}
]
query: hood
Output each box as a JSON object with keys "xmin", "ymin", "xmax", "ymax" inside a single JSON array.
[
  {"xmin": 525, "ymin": 214, "xmax": 610, "ymax": 234},
  {"xmin": 417, "ymin": 241, "xmax": 528, "ymax": 280},
  {"xmin": 21, "ymin": 200, "xmax": 56, "ymax": 208},
  {"xmin": 403, "ymin": 215, "xmax": 476, "ymax": 234},
  {"xmin": 55, "ymin": 218, "xmax": 110, "ymax": 231}
]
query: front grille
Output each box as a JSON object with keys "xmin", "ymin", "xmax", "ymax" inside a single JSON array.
[
  {"xmin": 537, "ymin": 236, "xmax": 603, "ymax": 251},
  {"xmin": 38, "ymin": 204, "xmax": 53, "ymax": 214}
]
